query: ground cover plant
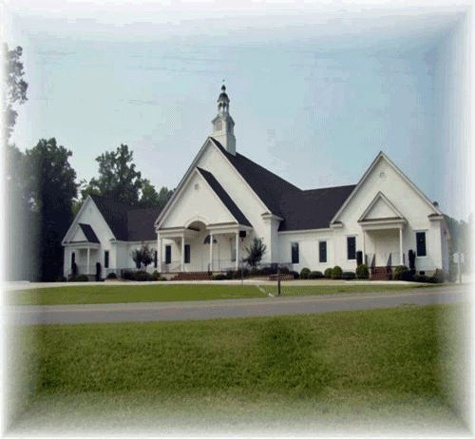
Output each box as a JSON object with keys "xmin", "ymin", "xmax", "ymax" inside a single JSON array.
[
  {"xmin": 10, "ymin": 283, "xmax": 441, "ymax": 306},
  {"xmin": 8, "ymin": 304, "xmax": 467, "ymax": 435}
]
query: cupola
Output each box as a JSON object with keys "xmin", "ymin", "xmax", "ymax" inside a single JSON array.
[{"xmin": 211, "ymin": 84, "xmax": 236, "ymax": 155}]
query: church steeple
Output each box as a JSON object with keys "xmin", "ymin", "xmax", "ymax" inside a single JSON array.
[{"xmin": 211, "ymin": 84, "xmax": 236, "ymax": 155}]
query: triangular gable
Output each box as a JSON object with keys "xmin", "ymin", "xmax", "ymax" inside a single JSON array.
[
  {"xmin": 155, "ymin": 137, "xmax": 275, "ymax": 228},
  {"xmin": 157, "ymin": 168, "xmax": 245, "ymax": 230},
  {"xmin": 358, "ymin": 192, "xmax": 405, "ymax": 222},
  {"xmin": 62, "ymin": 196, "xmax": 116, "ymax": 245},
  {"xmin": 331, "ymin": 151, "xmax": 441, "ymax": 224},
  {"xmin": 69, "ymin": 225, "xmax": 87, "ymax": 242}
]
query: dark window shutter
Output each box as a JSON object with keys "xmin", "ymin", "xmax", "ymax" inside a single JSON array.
[
  {"xmin": 347, "ymin": 237, "xmax": 356, "ymax": 260},
  {"xmin": 319, "ymin": 241, "xmax": 327, "ymax": 263}
]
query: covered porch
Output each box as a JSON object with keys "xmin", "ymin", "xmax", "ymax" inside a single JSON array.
[
  {"xmin": 359, "ymin": 218, "xmax": 407, "ymax": 280},
  {"xmin": 67, "ymin": 243, "xmax": 101, "ymax": 276},
  {"xmin": 157, "ymin": 220, "xmax": 252, "ymax": 274}
]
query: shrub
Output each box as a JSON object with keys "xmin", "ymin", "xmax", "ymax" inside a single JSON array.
[
  {"xmin": 356, "ymin": 264, "xmax": 369, "ymax": 279},
  {"xmin": 279, "ymin": 266, "xmax": 290, "ymax": 274},
  {"xmin": 393, "ymin": 265, "xmax": 409, "ymax": 281},
  {"xmin": 308, "ymin": 271, "xmax": 324, "ymax": 279},
  {"xmin": 106, "ymin": 272, "xmax": 117, "ymax": 279},
  {"xmin": 135, "ymin": 270, "xmax": 154, "ymax": 281},
  {"xmin": 152, "ymin": 270, "xmax": 161, "ymax": 281},
  {"xmin": 430, "ymin": 269, "xmax": 446, "ymax": 284},
  {"xmin": 289, "ymin": 270, "xmax": 299, "ymax": 279},
  {"xmin": 212, "ymin": 273, "xmax": 227, "ymax": 280},
  {"xmin": 75, "ymin": 274, "xmax": 89, "ymax": 282},
  {"xmin": 121, "ymin": 270, "xmax": 135, "ymax": 281},
  {"xmin": 57, "ymin": 276, "xmax": 67, "ymax": 282},
  {"xmin": 324, "ymin": 268, "xmax": 333, "ymax": 279},
  {"xmin": 300, "ymin": 267, "xmax": 311, "ymax": 279},
  {"xmin": 342, "ymin": 271, "xmax": 356, "ymax": 280},
  {"xmin": 413, "ymin": 274, "xmax": 431, "ymax": 283},
  {"xmin": 331, "ymin": 266, "xmax": 342, "ymax": 279}
]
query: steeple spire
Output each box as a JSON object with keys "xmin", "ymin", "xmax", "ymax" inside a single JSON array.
[{"xmin": 211, "ymin": 83, "xmax": 236, "ymax": 155}]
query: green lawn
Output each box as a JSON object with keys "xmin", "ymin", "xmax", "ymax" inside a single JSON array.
[
  {"xmin": 10, "ymin": 282, "xmax": 439, "ymax": 306},
  {"xmin": 8, "ymin": 304, "xmax": 467, "ymax": 434}
]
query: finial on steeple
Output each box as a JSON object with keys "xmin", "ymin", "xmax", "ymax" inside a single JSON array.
[{"xmin": 211, "ymin": 82, "xmax": 236, "ymax": 155}]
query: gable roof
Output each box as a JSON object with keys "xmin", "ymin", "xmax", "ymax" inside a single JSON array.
[
  {"xmin": 278, "ymin": 185, "xmax": 356, "ymax": 231},
  {"xmin": 358, "ymin": 192, "xmax": 405, "ymax": 223},
  {"xmin": 211, "ymin": 139, "xmax": 301, "ymax": 218},
  {"xmin": 78, "ymin": 223, "xmax": 100, "ymax": 243},
  {"xmin": 211, "ymin": 139, "xmax": 355, "ymax": 231},
  {"xmin": 196, "ymin": 167, "xmax": 252, "ymax": 227},
  {"xmin": 331, "ymin": 151, "xmax": 442, "ymax": 224},
  {"xmin": 90, "ymin": 195, "xmax": 161, "ymax": 241}
]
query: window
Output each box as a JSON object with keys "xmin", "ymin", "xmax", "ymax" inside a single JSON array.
[
  {"xmin": 319, "ymin": 241, "xmax": 327, "ymax": 263},
  {"xmin": 165, "ymin": 245, "xmax": 172, "ymax": 264},
  {"xmin": 347, "ymin": 237, "xmax": 356, "ymax": 260},
  {"xmin": 184, "ymin": 244, "xmax": 191, "ymax": 264},
  {"xmin": 416, "ymin": 232, "xmax": 427, "ymax": 257},
  {"xmin": 154, "ymin": 251, "xmax": 158, "ymax": 268},
  {"xmin": 291, "ymin": 242, "xmax": 299, "ymax": 264},
  {"xmin": 104, "ymin": 251, "xmax": 109, "ymax": 268}
]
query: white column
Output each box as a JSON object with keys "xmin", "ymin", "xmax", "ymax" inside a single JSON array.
[
  {"xmin": 181, "ymin": 234, "xmax": 185, "ymax": 272},
  {"xmin": 158, "ymin": 236, "xmax": 163, "ymax": 271},
  {"xmin": 235, "ymin": 232, "xmax": 239, "ymax": 270},
  {"xmin": 362, "ymin": 230, "xmax": 366, "ymax": 264},
  {"xmin": 399, "ymin": 228, "xmax": 404, "ymax": 265},
  {"xmin": 209, "ymin": 232, "xmax": 213, "ymax": 272},
  {"xmin": 87, "ymin": 248, "xmax": 90, "ymax": 274}
]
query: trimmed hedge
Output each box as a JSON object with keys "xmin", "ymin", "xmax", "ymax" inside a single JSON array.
[
  {"xmin": 308, "ymin": 271, "xmax": 324, "ymax": 279},
  {"xmin": 300, "ymin": 267, "xmax": 311, "ymax": 279},
  {"xmin": 356, "ymin": 264, "xmax": 369, "ymax": 279},
  {"xmin": 212, "ymin": 273, "xmax": 228, "ymax": 280},
  {"xmin": 106, "ymin": 272, "xmax": 117, "ymax": 279},
  {"xmin": 324, "ymin": 268, "xmax": 333, "ymax": 279},
  {"xmin": 341, "ymin": 271, "xmax": 356, "ymax": 280},
  {"xmin": 331, "ymin": 266, "xmax": 342, "ymax": 279}
]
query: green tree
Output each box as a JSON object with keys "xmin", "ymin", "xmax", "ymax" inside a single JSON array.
[
  {"xmin": 26, "ymin": 138, "xmax": 78, "ymax": 281},
  {"xmin": 3, "ymin": 44, "xmax": 28, "ymax": 142},
  {"xmin": 131, "ymin": 243, "xmax": 153, "ymax": 269},
  {"xmin": 84, "ymin": 144, "xmax": 143, "ymax": 206},
  {"xmin": 139, "ymin": 181, "xmax": 174, "ymax": 209},
  {"xmin": 244, "ymin": 238, "xmax": 267, "ymax": 268}
]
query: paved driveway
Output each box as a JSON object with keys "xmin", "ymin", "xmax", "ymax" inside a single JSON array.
[{"xmin": 7, "ymin": 285, "xmax": 468, "ymax": 325}]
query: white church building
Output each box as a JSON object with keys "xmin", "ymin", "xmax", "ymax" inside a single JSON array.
[{"xmin": 62, "ymin": 86, "xmax": 451, "ymax": 279}]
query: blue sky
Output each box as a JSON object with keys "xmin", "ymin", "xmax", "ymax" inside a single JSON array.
[{"xmin": 5, "ymin": 0, "xmax": 473, "ymax": 220}]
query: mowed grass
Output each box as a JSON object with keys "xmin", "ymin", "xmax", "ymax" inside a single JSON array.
[
  {"xmin": 10, "ymin": 282, "xmax": 438, "ymax": 306},
  {"xmin": 10, "ymin": 304, "xmax": 465, "ymax": 434}
]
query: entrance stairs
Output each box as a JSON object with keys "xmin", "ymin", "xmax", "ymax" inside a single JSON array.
[{"xmin": 370, "ymin": 266, "xmax": 393, "ymax": 281}]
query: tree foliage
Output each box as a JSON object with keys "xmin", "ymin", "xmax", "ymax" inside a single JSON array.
[
  {"xmin": 244, "ymin": 238, "xmax": 267, "ymax": 267},
  {"xmin": 81, "ymin": 143, "xmax": 173, "ymax": 209},
  {"xmin": 26, "ymin": 138, "xmax": 78, "ymax": 281},
  {"xmin": 83, "ymin": 144, "xmax": 142, "ymax": 206},
  {"xmin": 131, "ymin": 244, "xmax": 154, "ymax": 269},
  {"xmin": 3, "ymin": 44, "xmax": 28, "ymax": 142}
]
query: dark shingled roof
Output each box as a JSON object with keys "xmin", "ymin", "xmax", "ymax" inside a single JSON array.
[
  {"xmin": 90, "ymin": 195, "xmax": 161, "ymax": 241},
  {"xmin": 78, "ymin": 223, "xmax": 100, "ymax": 243},
  {"xmin": 278, "ymin": 185, "xmax": 356, "ymax": 231},
  {"xmin": 211, "ymin": 139, "xmax": 301, "ymax": 218},
  {"xmin": 197, "ymin": 167, "xmax": 251, "ymax": 227},
  {"xmin": 211, "ymin": 139, "xmax": 355, "ymax": 231}
]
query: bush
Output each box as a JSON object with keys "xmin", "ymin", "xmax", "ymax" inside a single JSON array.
[
  {"xmin": 324, "ymin": 268, "xmax": 333, "ymax": 279},
  {"xmin": 289, "ymin": 270, "xmax": 299, "ymax": 279},
  {"xmin": 106, "ymin": 272, "xmax": 117, "ymax": 279},
  {"xmin": 75, "ymin": 274, "xmax": 89, "ymax": 282},
  {"xmin": 331, "ymin": 266, "xmax": 342, "ymax": 279},
  {"xmin": 342, "ymin": 271, "xmax": 356, "ymax": 280},
  {"xmin": 57, "ymin": 276, "xmax": 67, "ymax": 282},
  {"xmin": 279, "ymin": 266, "xmax": 290, "ymax": 274},
  {"xmin": 121, "ymin": 270, "xmax": 135, "ymax": 281},
  {"xmin": 430, "ymin": 268, "xmax": 446, "ymax": 284},
  {"xmin": 356, "ymin": 263, "xmax": 369, "ymax": 279},
  {"xmin": 134, "ymin": 270, "xmax": 154, "ymax": 281},
  {"xmin": 308, "ymin": 270, "xmax": 324, "ymax": 279},
  {"xmin": 212, "ymin": 273, "xmax": 227, "ymax": 280},
  {"xmin": 393, "ymin": 265, "xmax": 409, "ymax": 281},
  {"xmin": 413, "ymin": 274, "xmax": 431, "ymax": 283},
  {"xmin": 300, "ymin": 267, "xmax": 311, "ymax": 279},
  {"xmin": 152, "ymin": 270, "xmax": 161, "ymax": 281}
]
